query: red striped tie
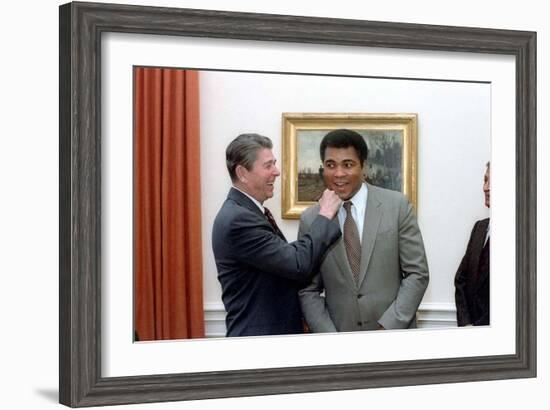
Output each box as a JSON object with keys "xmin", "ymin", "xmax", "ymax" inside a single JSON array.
[{"xmin": 264, "ymin": 207, "xmax": 285, "ymax": 239}]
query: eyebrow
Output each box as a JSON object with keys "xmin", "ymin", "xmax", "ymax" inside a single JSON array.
[{"xmin": 324, "ymin": 158, "xmax": 357, "ymax": 163}]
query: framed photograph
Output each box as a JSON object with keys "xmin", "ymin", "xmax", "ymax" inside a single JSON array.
[
  {"xmin": 282, "ymin": 113, "xmax": 417, "ymax": 219},
  {"xmin": 59, "ymin": 1, "xmax": 536, "ymax": 407}
]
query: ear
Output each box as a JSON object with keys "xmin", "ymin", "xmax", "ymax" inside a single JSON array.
[{"xmin": 235, "ymin": 165, "xmax": 247, "ymax": 183}]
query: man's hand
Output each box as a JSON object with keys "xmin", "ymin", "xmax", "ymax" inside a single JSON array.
[{"xmin": 318, "ymin": 189, "xmax": 342, "ymax": 220}]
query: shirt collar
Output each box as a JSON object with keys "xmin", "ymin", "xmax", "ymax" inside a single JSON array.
[
  {"xmin": 232, "ymin": 186, "xmax": 265, "ymax": 213},
  {"xmin": 347, "ymin": 182, "xmax": 368, "ymax": 214},
  {"xmin": 338, "ymin": 182, "xmax": 367, "ymax": 219}
]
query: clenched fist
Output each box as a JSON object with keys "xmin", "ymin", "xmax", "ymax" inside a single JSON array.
[{"xmin": 318, "ymin": 189, "xmax": 342, "ymax": 220}]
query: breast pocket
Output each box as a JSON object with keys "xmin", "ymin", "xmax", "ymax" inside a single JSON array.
[{"xmin": 373, "ymin": 228, "xmax": 396, "ymax": 248}]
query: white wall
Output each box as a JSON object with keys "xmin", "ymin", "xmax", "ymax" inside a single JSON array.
[
  {"xmin": 0, "ymin": 1, "xmax": 546, "ymax": 410},
  {"xmin": 200, "ymin": 70, "xmax": 490, "ymax": 326}
]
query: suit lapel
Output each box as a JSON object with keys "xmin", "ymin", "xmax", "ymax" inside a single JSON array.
[
  {"xmin": 228, "ymin": 188, "xmax": 287, "ymax": 239},
  {"xmin": 330, "ymin": 237, "xmax": 358, "ymax": 289},
  {"xmin": 470, "ymin": 219, "xmax": 488, "ymax": 271},
  {"xmin": 472, "ymin": 218, "xmax": 490, "ymax": 293},
  {"xmin": 228, "ymin": 188, "xmax": 263, "ymax": 216},
  {"xmin": 357, "ymin": 186, "xmax": 382, "ymax": 287}
]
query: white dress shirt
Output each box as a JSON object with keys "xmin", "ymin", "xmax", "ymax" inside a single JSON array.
[{"xmin": 337, "ymin": 183, "xmax": 368, "ymax": 245}]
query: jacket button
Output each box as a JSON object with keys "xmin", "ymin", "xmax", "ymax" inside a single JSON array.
[
  {"xmin": 357, "ymin": 321, "xmax": 362, "ymax": 326},
  {"xmin": 357, "ymin": 294, "xmax": 363, "ymax": 299}
]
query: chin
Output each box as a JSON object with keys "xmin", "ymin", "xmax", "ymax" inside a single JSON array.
[
  {"xmin": 335, "ymin": 188, "xmax": 353, "ymax": 200},
  {"xmin": 330, "ymin": 187, "xmax": 348, "ymax": 199}
]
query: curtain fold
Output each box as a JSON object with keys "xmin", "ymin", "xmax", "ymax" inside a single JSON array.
[{"xmin": 134, "ymin": 67, "xmax": 204, "ymax": 341}]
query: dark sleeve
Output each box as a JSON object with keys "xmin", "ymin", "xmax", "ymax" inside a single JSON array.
[
  {"xmin": 297, "ymin": 215, "xmax": 338, "ymax": 332},
  {"xmin": 454, "ymin": 222, "xmax": 478, "ymax": 326},
  {"xmin": 472, "ymin": 309, "xmax": 489, "ymax": 326},
  {"xmin": 228, "ymin": 212, "xmax": 341, "ymax": 281}
]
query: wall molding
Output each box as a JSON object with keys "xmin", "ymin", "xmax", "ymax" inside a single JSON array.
[
  {"xmin": 417, "ymin": 302, "xmax": 457, "ymax": 328},
  {"xmin": 204, "ymin": 302, "xmax": 457, "ymax": 337},
  {"xmin": 204, "ymin": 303, "xmax": 228, "ymax": 338}
]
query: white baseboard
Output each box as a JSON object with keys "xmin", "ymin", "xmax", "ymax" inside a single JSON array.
[
  {"xmin": 204, "ymin": 302, "xmax": 457, "ymax": 337},
  {"xmin": 203, "ymin": 303, "xmax": 227, "ymax": 338},
  {"xmin": 417, "ymin": 302, "xmax": 457, "ymax": 328}
]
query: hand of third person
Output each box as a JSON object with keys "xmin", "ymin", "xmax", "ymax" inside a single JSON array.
[{"xmin": 318, "ymin": 189, "xmax": 342, "ymax": 220}]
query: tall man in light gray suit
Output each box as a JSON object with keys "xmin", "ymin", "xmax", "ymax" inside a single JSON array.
[{"xmin": 299, "ymin": 129, "xmax": 429, "ymax": 332}]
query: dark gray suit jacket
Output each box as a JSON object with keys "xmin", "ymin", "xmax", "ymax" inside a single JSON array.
[
  {"xmin": 212, "ymin": 188, "xmax": 341, "ymax": 337},
  {"xmin": 454, "ymin": 218, "xmax": 490, "ymax": 326}
]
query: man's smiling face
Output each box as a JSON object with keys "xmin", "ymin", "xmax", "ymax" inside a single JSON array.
[
  {"xmin": 322, "ymin": 146, "xmax": 364, "ymax": 201},
  {"xmin": 239, "ymin": 148, "xmax": 280, "ymax": 204}
]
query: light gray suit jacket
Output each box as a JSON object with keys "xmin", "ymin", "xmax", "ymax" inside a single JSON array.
[{"xmin": 298, "ymin": 183, "xmax": 429, "ymax": 332}]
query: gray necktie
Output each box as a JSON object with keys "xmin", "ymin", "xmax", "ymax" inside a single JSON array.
[{"xmin": 343, "ymin": 201, "xmax": 361, "ymax": 283}]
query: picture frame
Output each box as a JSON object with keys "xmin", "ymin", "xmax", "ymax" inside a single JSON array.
[
  {"xmin": 282, "ymin": 113, "xmax": 418, "ymax": 219},
  {"xmin": 59, "ymin": 1, "xmax": 536, "ymax": 407}
]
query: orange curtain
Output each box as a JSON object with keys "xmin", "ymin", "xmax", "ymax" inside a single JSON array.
[{"xmin": 134, "ymin": 67, "xmax": 205, "ymax": 341}]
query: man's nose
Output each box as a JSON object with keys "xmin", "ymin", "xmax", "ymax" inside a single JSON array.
[{"xmin": 334, "ymin": 166, "xmax": 345, "ymax": 177}]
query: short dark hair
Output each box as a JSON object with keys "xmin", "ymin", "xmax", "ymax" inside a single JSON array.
[
  {"xmin": 320, "ymin": 129, "xmax": 369, "ymax": 166},
  {"xmin": 226, "ymin": 133, "xmax": 273, "ymax": 182}
]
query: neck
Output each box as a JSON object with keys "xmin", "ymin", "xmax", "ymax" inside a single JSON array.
[{"xmin": 233, "ymin": 183, "xmax": 263, "ymax": 204}]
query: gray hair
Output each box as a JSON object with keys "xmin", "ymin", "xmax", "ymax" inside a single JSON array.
[{"xmin": 226, "ymin": 133, "xmax": 273, "ymax": 182}]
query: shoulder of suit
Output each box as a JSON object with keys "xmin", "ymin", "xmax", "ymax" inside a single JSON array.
[
  {"xmin": 217, "ymin": 195, "xmax": 260, "ymax": 221},
  {"xmin": 474, "ymin": 217, "xmax": 490, "ymax": 230},
  {"xmin": 300, "ymin": 203, "xmax": 321, "ymax": 222},
  {"xmin": 367, "ymin": 183, "xmax": 407, "ymax": 203}
]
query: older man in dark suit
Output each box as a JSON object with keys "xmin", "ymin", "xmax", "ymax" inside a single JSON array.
[
  {"xmin": 212, "ymin": 133, "xmax": 342, "ymax": 337},
  {"xmin": 454, "ymin": 162, "xmax": 491, "ymax": 326}
]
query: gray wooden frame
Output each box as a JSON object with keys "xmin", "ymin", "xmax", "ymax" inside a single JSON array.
[{"xmin": 59, "ymin": 1, "xmax": 536, "ymax": 407}]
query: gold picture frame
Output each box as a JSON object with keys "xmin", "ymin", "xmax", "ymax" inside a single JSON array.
[{"xmin": 282, "ymin": 113, "xmax": 418, "ymax": 219}]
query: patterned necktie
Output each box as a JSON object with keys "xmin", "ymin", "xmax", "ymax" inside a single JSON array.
[
  {"xmin": 343, "ymin": 201, "xmax": 361, "ymax": 283},
  {"xmin": 264, "ymin": 207, "xmax": 285, "ymax": 239}
]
